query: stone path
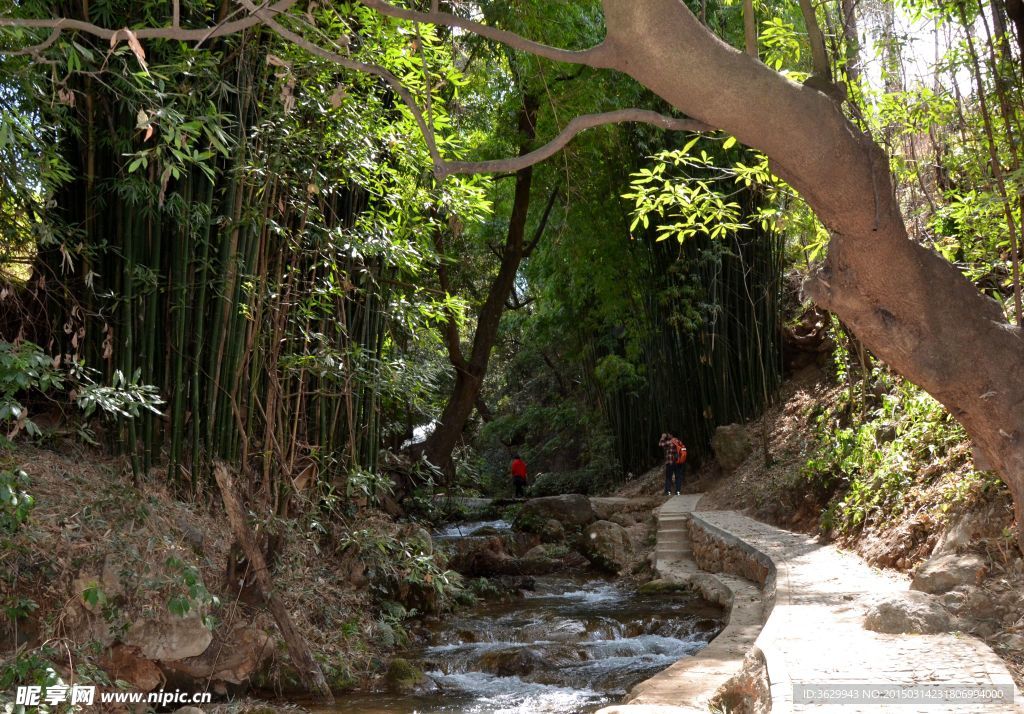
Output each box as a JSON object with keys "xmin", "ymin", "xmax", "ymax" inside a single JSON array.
[{"xmin": 600, "ymin": 495, "xmax": 1023, "ymax": 714}]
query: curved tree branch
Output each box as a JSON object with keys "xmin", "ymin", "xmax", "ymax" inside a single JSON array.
[
  {"xmin": 2, "ymin": 1, "xmax": 706, "ymax": 180},
  {"xmin": 2, "ymin": 27, "xmax": 61, "ymax": 57},
  {"xmin": 798, "ymin": 0, "xmax": 831, "ymax": 80},
  {"xmin": 441, "ymin": 110, "xmax": 709, "ymax": 176},
  {"xmin": 241, "ymin": 4, "xmax": 705, "ymax": 178},
  {"xmin": 357, "ymin": 0, "xmax": 612, "ymax": 68}
]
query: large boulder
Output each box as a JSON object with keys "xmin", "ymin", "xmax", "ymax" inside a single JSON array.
[
  {"xmin": 62, "ymin": 601, "xmax": 116, "ymax": 648},
  {"xmin": 864, "ymin": 592, "xmax": 951, "ymax": 634},
  {"xmin": 515, "ymin": 495, "xmax": 595, "ymax": 531},
  {"xmin": 160, "ymin": 623, "xmax": 271, "ymax": 687},
  {"xmin": 123, "ymin": 610, "xmax": 213, "ymax": 661},
  {"xmin": 911, "ymin": 552, "xmax": 986, "ymax": 594},
  {"xmin": 447, "ymin": 536, "xmax": 561, "ymax": 576},
  {"xmin": 385, "ymin": 658, "xmax": 426, "ymax": 692},
  {"xmin": 538, "ymin": 518, "xmax": 565, "ymax": 543},
  {"xmin": 447, "ymin": 536, "xmax": 516, "ymax": 576},
  {"xmin": 712, "ymin": 424, "xmax": 754, "ymax": 472},
  {"xmin": 580, "ymin": 520, "xmax": 633, "ymax": 574},
  {"xmin": 98, "ymin": 644, "xmax": 163, "ymax": 691}
]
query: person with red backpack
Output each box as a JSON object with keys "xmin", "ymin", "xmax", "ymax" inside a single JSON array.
[{"xmin": 659, "ymin": 433, "xmax": 688, "ymax": 496}]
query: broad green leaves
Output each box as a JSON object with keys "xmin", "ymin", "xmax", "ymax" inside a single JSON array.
[
  {"xmin": 760, "ymin": 17, "xmax": 808, "ymax": 78},
  {"xmin": 622, "ymin": 135, "xmax": 834, "ymax": 269},
  {"xmin": 623, "ymin": 140, "xmax": 761, "ymax": 243}
]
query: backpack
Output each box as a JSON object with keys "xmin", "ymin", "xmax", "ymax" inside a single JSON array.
[{"xmin": 670, "ymin": 438, "xmax": 687, "ymax": 464}]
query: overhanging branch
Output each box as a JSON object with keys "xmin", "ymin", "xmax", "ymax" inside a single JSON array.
[
  {"xmin": 441, "ymin": 110, "xmax": 710, "ymax": 176},
  {"xmin": 237, "ymin": 0, "xmax": 446, "ymax": 170},
  {"xmin": 525, "ymin": 184, "xmax": 562, "ymax": 256},
  {"xmin": 3, "ymin": 27, "xmax": 60, "ymax": 57},
  {"xmin": 240, "ymin": 5, "xmax": 707, "ymax": 179}
]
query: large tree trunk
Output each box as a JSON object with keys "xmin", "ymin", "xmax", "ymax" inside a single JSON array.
[
  {"xmin": 598, "ymin": 0, "xmax": 1024, "ymax": 546},
  {"xmin": 423, "ymin": 94, "xmax": 540, "ymax": 475}
]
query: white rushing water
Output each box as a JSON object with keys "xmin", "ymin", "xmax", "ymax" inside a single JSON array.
[{"xmin": 324, "ymin": 528, "xmax": 724, "ymax": 714}]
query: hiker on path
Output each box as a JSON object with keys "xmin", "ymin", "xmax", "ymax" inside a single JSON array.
[
  {"xmin": 510, "ymin": 454, "xmax": 528, "ymax": 498},
  {"xmin": 659, "ymin": 433, "xmax": 687, "ymax": 496}
]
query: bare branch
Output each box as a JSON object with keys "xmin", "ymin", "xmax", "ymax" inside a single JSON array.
[
  {"xmin": 525, "ymin": 184, "xmax": 561, "ymax": 256},
  {"xmin": 1, "ymin": 27, "xmax": 60, "ymax": 57},
  {"xmin": 798, "ymin": 0, "xmax": 831, "ymax": 80},
  {"xmin": 442, "ymin": 110, "xmax": 709, "ymax": 176},
  {"xmin": 505, "ymin": 292, "xmax": 535, "ymax": 310},
  {"xmin": 247, "ymin": 11, "xmax": 706, "ymax": 176},
  {"xmin": 358, "ymin": 0, "xmax": 611, "ymax": 68},
  {"xmin": 743, "ymin": 0, "xmax": 757, "ymax": 57},
  {"xmin": 413, "ymin": 20, "xmax": 436, "ymax": 149},
  {"xmin": 0, "ymin": 0, "xmax": 297, "ymax": 44}
]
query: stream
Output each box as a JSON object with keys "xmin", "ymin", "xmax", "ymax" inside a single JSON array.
[{"xmin": 326, "ymin": 519, "xmax": 725, "ymax": 713}]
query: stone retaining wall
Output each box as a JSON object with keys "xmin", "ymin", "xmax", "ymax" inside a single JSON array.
[
  {"xmin": 601, "ymin": 506, "xmax": 779, "ymax": 714},
  {"xmin": 688, "ymin": 514, "xmax": 776, "ymax": 621},
  {"xmin": 688, "ymin": 513, "xmax": 777, "ymax": 713},
  {"xmin": 689, "ymin": 522, "xmax": 772, "ymax": 585}
]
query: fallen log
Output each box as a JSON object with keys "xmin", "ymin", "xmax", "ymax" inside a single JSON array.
[{"xmin": 213, "ymin": 461, "xmax": 334, "ymax": 703}]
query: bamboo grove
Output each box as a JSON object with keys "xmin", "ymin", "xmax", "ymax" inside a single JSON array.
[
  {"xmin": 1, "ymin": 1, "xmax": 483, "ymax": 502},
  {"xmin": 594, "ymin": 218, "xmax": 785, "ymax": 476}
]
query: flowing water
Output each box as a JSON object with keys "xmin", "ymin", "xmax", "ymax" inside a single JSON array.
[
  {"xmin": 326, "ymin": 520, "xmax": 724, "ymax": 713},
  {"xmin": 433, "ymin": 519, "xmax": 514, "ymax": 540}
]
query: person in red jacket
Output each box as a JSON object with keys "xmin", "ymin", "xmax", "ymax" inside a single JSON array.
[{"xmin": 510, "ymin": 454, "xmax": 528, "ymax": 498}]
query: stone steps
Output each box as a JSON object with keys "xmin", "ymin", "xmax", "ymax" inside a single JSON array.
[{"xmin": 604, "ymin": 495, "xmax": 763, "ymax": 714}]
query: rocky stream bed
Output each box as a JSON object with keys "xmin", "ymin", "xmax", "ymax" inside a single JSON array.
[{"xmin": 323, "ymin": 515, "xmax": 725, "ymax": 713}]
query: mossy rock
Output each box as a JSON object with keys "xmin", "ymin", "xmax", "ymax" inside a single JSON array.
[
  {"xmin": 453, "ymin": 587, "xmax": 478, "ymax": 607},
  {"xmin": 525, "ymin": 543, "xmax": 570, "ymax": 560},
  {"xmin": 638, "ymin": 578, "xmax": 691, "ymax": 594},
  {"xmin": 511, "ymin": 510, "xmax": 545, "ymax": 535},
  {"xmin": 385, "ymin": 657, "xmax": 426, "ymax": 692},
  {"xmin": 579, "ymin": 520, "xmax": 632, "ymax": 574},
  {"xmin": 514, "ymin": 495, "xmax": 595, "ymax": 531}
]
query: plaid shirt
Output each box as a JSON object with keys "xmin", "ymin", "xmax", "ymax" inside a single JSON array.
[{"xmin": 663, "ymin": 439, "xmax": 684, "ymax": 464}]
